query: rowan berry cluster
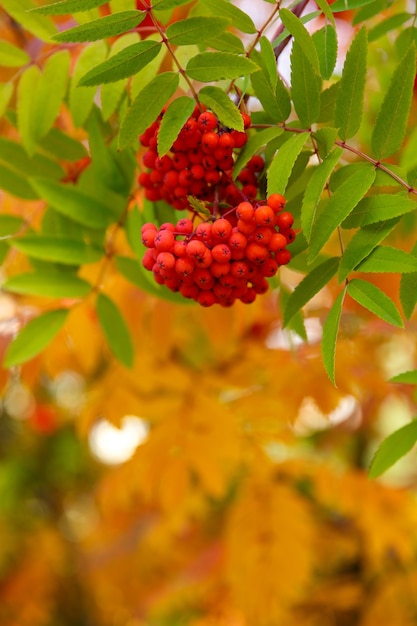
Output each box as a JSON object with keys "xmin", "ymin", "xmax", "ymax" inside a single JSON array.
[
  {"xmin": 141, "ymin": 194, "xmax": 295, "ymax": 307},
  {"xmin": 138, "ymin": 108, "xmax": 265, "ymax": 209}
]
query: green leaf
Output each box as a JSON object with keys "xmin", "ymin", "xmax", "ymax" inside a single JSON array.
[
  {"xmin": 312, "ymin": 24, "xmax": 338, "ymax": 80},
  {"xmin": 186, "ymin": 52, "xmax": 258, "ymax": 82},
  {"xmin": 347, "ymin": 278, "xmax": 403, "ymax": 327},
  {"xmin": 54, "ymin": 11, "xmax": 145, "ymax": 43},
  {"xmin": 29, "ymin": 177, "xmax": 114, "ymax": 229},
  {"xmin": 0, "ymin": 83, "xmax": 14, "ymax": 120},
  {"xmin": 280, "ymin": 8, "xmax": 320, "ymax": 75},
  {"xmin": 322, "ymin": 287, "xmax": 346, "ymax": 385},
  {"xmin": 267, "ymin": 133, "xmax": 310, "ymax": 197},
  {"xmin": 166, "ymin": 16, "xmax": 229, "ymax": 45},
  {"xmin": 368, "ymin": 13, "xmax": 410, "ymax": 42},
  {"xmin": 342, "ymin": 193, "xmax": 416, "ymax": 228},
  {"xmin": 400, "ymin": 242, "xmax": 417, "ymax": 319},
  {"xmin": 115, "ymin": 255, "xmax": 159, "ymax": 293},
  {"xmin": 119, "ymin": 72, "xmax": 179, "ymax": 149},
  {"xmin": 31, "ymin": 0, "xmax": 108, "ymax": 14},
  {"xmin": 369, "ymin": 419, "xmax": 417, "ymax": 479},
  {"xmin": 3, "ymin": 271, "xmax": 91, "ymax": 298},
  {"xmin": 79, "ymin": 40, "xmax": 162, "ymax": 87},
  {"xmin": 331, "ymin": 0, "xmax": 377, "ymax": 11},
  {"xmin": 250, "ymin": 70, "xmax": 290, "ymax": 123},
  {"xmin": 314, "ymin": 0, "xmax": 336, "ymax": 25},
  {"xmin": 69, "ymin": 41, "xmax": 107, "ymax": 127},
  {"xmin": 371, "ymin": 45, "xmax": 416, "ymax": 160},
  {"xmin": 301, "ymin": 147, "xmax": 342, "ymax": 241},
  {"xmin": 38, "ymin": 128, "xmax": 88, "ymax": 161},
  {"xmin": 0, "ymin": 40, "xmax": 30, "ymax": 67},
  {"xmin": 2, "ymin": 0, "xmax": 56, "ymax": 40},
  {"xmin": 338, "ymin": 219, "xmax": 398, "ymax": 282},
  {"xmin": 96, "ymin": 293, "xmax": 134, "ymax": 368},
  {"xmin": 4, "ymin": 309, "xmax": 69, "ymax": 367},
  {"xmin": 10, "ymin": 236, "xmax": 102, "ymax": 265},
  {"xmin": 290, "ymin": 42, "xmax": 321, "ymax": 127},
  {"xmin": 390, "ymin": 370, "xmax": 417, "ymax": 384},
  {"xmin": 205, "ymin": 0, "xmax": 257, "ymax": 33},
  {"xmin": 154, "ymin": 0, "xmax": 193, "ymax": 10},
  {"xmin": 334, "ymin": 26, "xmax": 367, "ymax": 140},
  {"xmin": 198, "ymin": 86, "xmax": 244, "ymax": 131},
  {"xmin": 0, "ymin": 164, "xmax": 38, "ymax": 200},
  {"xmin": 0, "ymin": 215, "xmax": 24, "ymax": 239},
  {"xmin": 358, "ymin": 246, "xmax": 417, "ymax": 273},
  {"xmin": 233, "ymin": 127, "xmax": 283, "ymax": 178},
  {"xmin": 308, "ymin": 165, "xmax": 375, "ymax": 263},
  {"xmin": 204, "ymin": 32, "xmax": 245, "ymax": 54},
  {"xmin": 35, "ymin": 50, "xmax": 70, "ymax": 140},
  {"xmin": 259, "ymin": 36, "xmax": 279, "ymax": 87},
  {"xmin": 157, "ymin": 96, "xmax": 195, "ymax": 156},
  {"xmin": 318, "ymin": 82, "xmax": 339, "ymax": 123},
  {"xmin": 17, "ymin": 65, "xmax": 41, "ymax": 155},
  {"xmin": 0, "ymin": 137, "xmax": 64, "ymax": 180},
  {"xmin": 283, "ymin": 256, "xmax": 340, "ymax": 327},
  {"xmin": 100, "ymin": 33, "xmax": 139, "ymax": 119}
]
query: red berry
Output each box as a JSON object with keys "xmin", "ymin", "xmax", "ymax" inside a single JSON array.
[
  {"xmin": 276, "ymin": 249, "xmax": 291, "ymax": 265},
  {"xmin": 268, "ymin": 232, "xmax": 287, "ymax": 251},
  {"xmin": 212, "ymin": 218, "xmax": 233, "ymax": 240},
  {"xmin": 202, "ymin": 131, "xmax": 219, "ymax": 151},
  {"xmin": 246, "ymin": 242, "xmax": 268, "ymax": 264},
  {"xmin": 198, "ymin": 111, "xmax": 218, "ymax": 132},
  {"xmin": 255, "ymin": 205, "xmax": 275, "ymax": 226},
  {"xmin": 267, "ymin": 194, "xmax": 286, "ymax": 212},
  {"xmin": 236, "ymin": 201, "xmax": 254, "ymax": 222},
  {"xmin": 276, "ymin": 211, "xmax": 294, "ymax": 229},
  {"xmin": 154, "ymin": 229, "xmax": 174, "ymax": 251},
  {"xmin": 212, "ymin": 243, "xmax": 232, "ymax": 263}
]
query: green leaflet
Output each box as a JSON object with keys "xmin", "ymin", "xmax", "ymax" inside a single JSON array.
[
  {"xmin": 358, "ymin": 246, "xmax": 417, "ymax": 273},
  {"xmin": 250, "ymin": 71, "xmax": 290, "ymax": 123},
  {"xmin": 259, "ymin": 36, "xmax": 279, "ymax": 88},
  {"xmin": 35, "ymin": 50, "xmax": 70, "ymax": 141},
  {"xmin": 331, "ymin": 0, "xmax": 376, "ymax": 11},
  {"xmin": 0, "ymin": 164, "xmax": 37, "ymax": 200},
  {"xmin": 4, "ymin": 309, "xmax": 69, "ymax": 368},
  {"xmin": 371, "ymin": 45, "xmax": 416, "ymax": 160},
  {"xmin": 154, "ymin": 0, "xmax": 194, "ymax": 10},
  {"xmin": 79, "ymin": 40, "xmax": 162, "ymax": 87},
  {"xmin": 158, "ymin": 96, "xmax": 195, "ymax": 157},
  {"xmin": 312, "ymin": 24, "xmax": 338, "ymax": 80},
  {"xmin": 0, "ymin": 40, "xmax": 30, "ymax": 67},
  {"xmin": 31, "ymin": 0, "xmax": 108, "ymax": 14},
  {"xmin": 314, "ymin": 0, "xmax": 336, "ymax": 25},
  {"xmin": 267, "ymin": 133, "xmax": 310, "ymax": 197},
  {"xmin": 100, "ymin": 33, "xmax": 140, "ymax": 120},
  {"xmin": 96, "ymin": 293, "xmax": 134, "ymax": 368},
  {"xmin": 198, "ymin": 86, "xmax": 243, "ymax": 131},
  {"xmin": 10, "ymin": 236, "xmax": 102, "ymax": 265},
  {"xmin": 283, "ymin": 256, "xmax": 340, "ymax": 327},
  {"xmin": 0, "ymin": 137, "xmax": 64, "ymax": 180},
  {"xmin": 39, "ymin": 128, "xmax": 88, "ymax": 161},
  {"xmin": 69, "ymin": 41, "xmax": 107, "ymax": 128},
  {"xmin": 205, "ymin": 32, "xmax": 245, "ymax": 54},
  {"xmin": 308, "ymin": 165, "xmax": 376, "ymax": 264},
  {"xmin": 318, "ymin": 82, "xmax": 339, "ymax": 123},
  {"xmin": 347, "ymin": 278, "xmax": 403, "ymax": 327},
  {"xmin": 390, "ymin": 370, "xmax": 417, "ymax": 384},
  {"xmin": 342, "ymin": 193, "xmax": 416, "ymax": 228},
  {"xmin": 0, "ymin": 215, "xmax": 24, "ymax": 239},
  {"xmin": 17, "ymin": 65, "xmax": 41, "ymax": 155},
  {"xmin": 119, "ymin": 72, "xmax": 179, "ymax": 149},
  {"xmin": 29, "ymin": 177, "xmax": 115, "ymax": 229},
  {"xmin": 204, "ymin": 0, "xmax": 257, "ymax": 34},
  {"xmin": 334, "ymin": 26, "xmax": 367, "ymax": 141},
  {"xmin": 301, "ymin": 147, "xmax": 342, "ymax": 242},
  {"xmin": 368, "ymin": 12, "xmax": 410, "ymax": 42},
  {"xmin": 369, "ymin": 419, "xmax": 417, "ymax": 479},
  {"xmin": 0, "ymin": 83, "xmax": 14, "ymax": 120},
  {"xmin": 338, "ymin": 219, "xmax": 399, "ymax": 282},
  {"xmin": 290, "ymin": 42, "xmax": 321, "ymax": 127},
  {"xmin": 2, "ymin": 0, "xmax": 56, "ymax": 40},
  {"xmin": 4, "ymin": 271, "xmax": 91, "ymax": 298},
  {"xmin": 54, "ymin": 11, "xmax": 145, "ymax": 43},
  {"xmin": 186, "ymin": 52, "xmax": 258, "ymax": 82},
  {"xmin": 166, "ymin": 17, "xmax": 230, "ymax": 45},
  {"xmin": 400, "ymin": 242, "xmax": 417, "ymax": 319},
  {"xmin": 234, "ymin": 127, "xmax": 284, "ymax": 178},
  {"xmin": 322, "ymin": 287, "xmax": 346, "ymax": 385},
  {"xmin": 280, "ymin": 8, "xmax": 320, "ymax": 75}
]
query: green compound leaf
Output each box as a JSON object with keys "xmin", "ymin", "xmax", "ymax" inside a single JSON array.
[
  {"xmin": 31, "ymin": 0, "xmax": 108, "ymax": 14},
  {"xmin": 204, "ymin": 0, "xmax": 257, "ymax": 34},
  {"xmin": 338, "ymin": 219, "xmax": 398, "ymax": 282},
  {"xmin": 280, "ymin": 8, "xmax": 320, "ymax": 75},
  {"xmin": 371, "ymin": 45, "xmax": 416, "ymax": 160},
  {"xmin": 10, "ymin": 236, "xmax": 102, "ymax": 265},
  {"xmin": 283, "ymin": 256, "xmax": 340, "ymax": 327},
  {"xmin": 4, "ymin": 309, "xmax": 69, "ymax": 368},
  {"xmin": 369, "ymin": 419, "xmax": 417, "ymax": 479},
  {"xmin": 79, "ymin": 40, "xmax": 162, "ymax": 86},
  {"xmin": 347, "ymin": 278, "xmax": 403, "ymax": 327},
  {"xmin": 29, "ymin": 177, "xmax": 115, "ymax": 229},
  {"xmin": 3, "ymin": 271, "xmax": 91, "ymax": 298},
  {"xmin": 290, "ymin": 42, "xmax": 321, "ymax": 127},
  {"xmin": 342, "ymin": 193, "xmax": 416, "ymax": 228},
  {"xmin": 0, "ymin": 40, "xmax": 30, "ymax": 67},
  {"xmin": 334, "ymin": 26, "xmax": 367, "ymax": 141},
  {"xmin": 69, "ymin": 40, "xmax": 107, "ymax": 128},
  {"xmin": 186, "ymin": 52, "xmax": 258, "ymax": 82},
  {"xmin": 234, "ymin": 127, "xmax": 283, "ymax": 178},
  {"xmin": 96, "ymin": 293, "xmax": 134, "ymax": 368},
  {"xmin": 390, "ymin": 370, "xmax": 417, "ymax": 384},
  {"xmin": 251, "ymin": 70, "xmax": 290, "ymax": 123},
  {"xmin": 312, "ymin": 24, "xmax": 338, "ymax": 80},
  {"xmin": 166, "ymin": 17, "xmax": 230, "ymax": 45},
  {"xmin": 358, "ymin": 246, "xmax": 417, "ymax": 274},
  {"xmin": 322, "ymin": 287, "xmax": 346, "ymax": 386},
  {"xmin": 267, "ymin": 133, "xmax": 310, "ymax": 197},
  {"xmin": 157, "ymin": 96, "xmax": 195, "ymax": 157},
  {"xmin": 119, "ymin": 72, "xmax": 179, "ymax": 150},
  {"xmin": 308, "ymin": 165, "xmax": 376, "ymax": 264},
  {"xmin": 54, "ymin": 11, "xmax": 145, "ymax": 43},
  {"xmin": 198, "ymin": 86, "xmax": 243, "ymax": 131},
  {"xmin": 301, "ymin": 147, "xmax": 342, "ymax": 242}
]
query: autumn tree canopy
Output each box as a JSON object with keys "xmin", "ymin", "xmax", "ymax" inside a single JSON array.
[{"xmin": 2, "ymin": 0, "xmax": 417, "ymax": 624}]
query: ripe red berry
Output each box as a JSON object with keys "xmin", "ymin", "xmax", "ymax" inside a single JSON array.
[
  {"xmin": 197, "ymin": 290, "xmax": 217, "ymax": 307},
  {"xmin": 255, "ymin": 205, "xmax": 275, "ymax": 226},
  {"xmin": 246, "ymin": 242, "xmax": 269, "ymax": 264},
  {"xmin": 267, "ymin": 194, "xmax": 287, "ymax": 212},
  {"xmin": 201, "ymin": 131, "xmax": 219, "ymax": 151},
  {"xmin": 236, "ymin": 201, "xmax": 255, "ymax": 222},
  {"xmin": 276, "ymin": 249, "xmax": 291, "ymax": 265},
  {"xmin": 247, "ymin": 155, "xmax": 265, "ymax": 173},
  {"xmin": 198, "ymin": 111, "xmax": 218, "ymax": 132},
  {"xmin": 154, "ymin": 229, "xmax": 174, "ymax": 251},
  {"xmin": 212, "ymin": 243, "xmax": 231, "ymax": 263},
  {"xmin": 218, "ymin": 133, "xmax": 235, "ymax": 150},
  {"xmin": 268, "ymin": 232, "xmax": 287, "ymax": 251},
  {"xmin": 212, "ymin": 218, "xmax": 233, "ymax": 240},
  {"xmin": 275, "ymin": 211, "xmax": 294, "ymax": 229}
]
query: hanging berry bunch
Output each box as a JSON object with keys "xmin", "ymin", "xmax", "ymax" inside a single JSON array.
[{"xmin": 138, "ymin": 107, "xmax": 265, "ymax": 210}]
